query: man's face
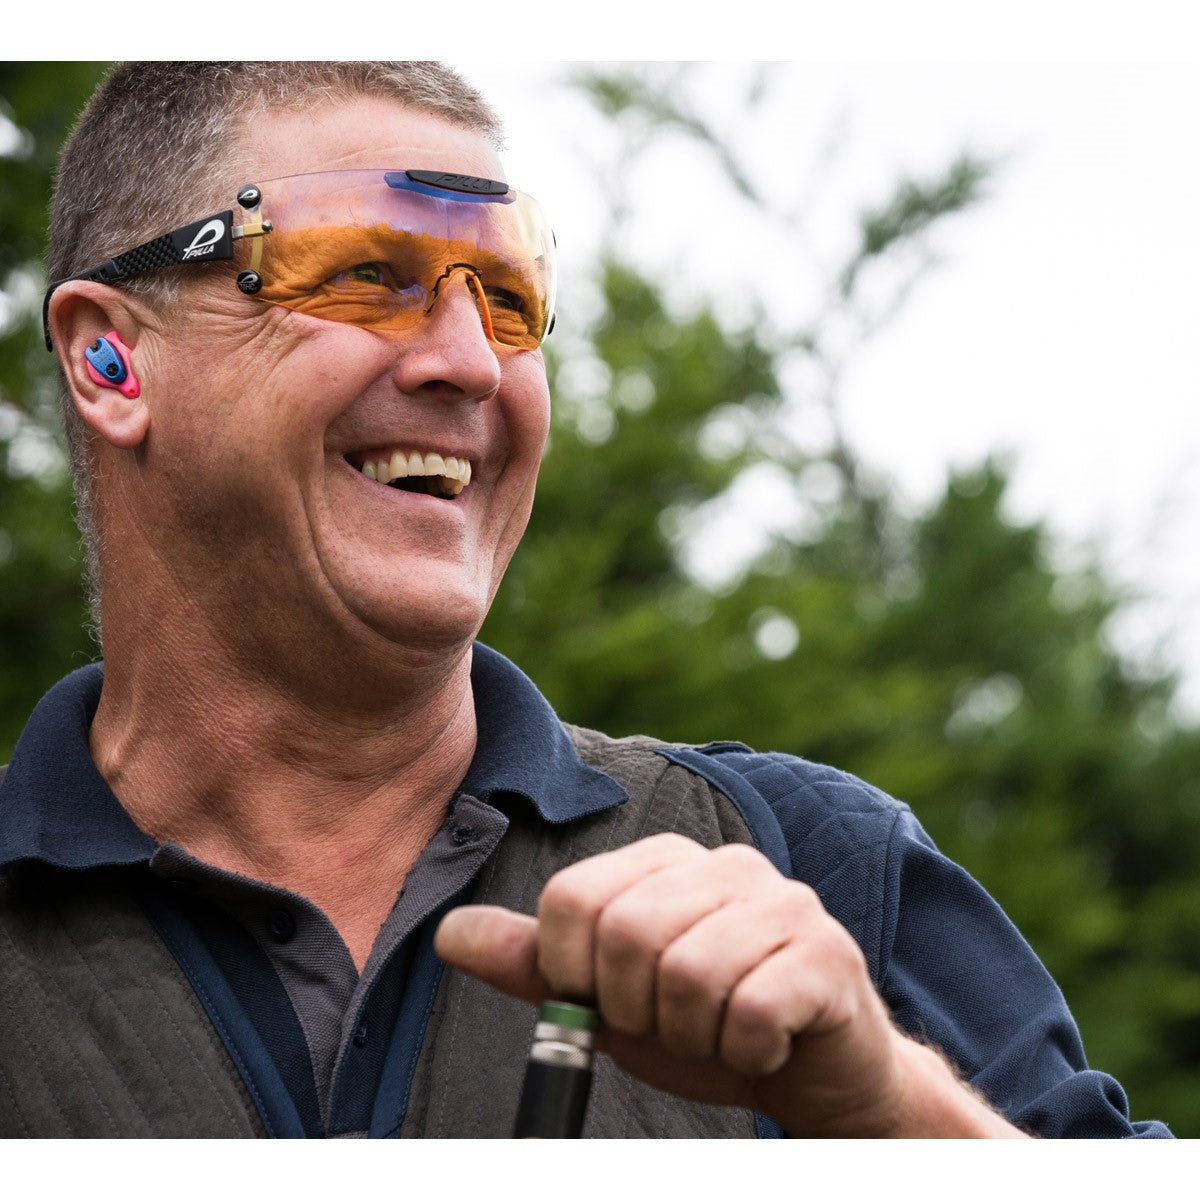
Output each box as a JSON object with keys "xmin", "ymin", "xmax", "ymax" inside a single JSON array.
[{"xmin": 131, "ymin": 98, "xmax": 551, "ymax": 677}]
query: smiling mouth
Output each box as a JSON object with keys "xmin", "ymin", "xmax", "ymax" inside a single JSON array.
[{"xmin": 348, "ymin": 448, "xmax": 473, "ymax": 499}]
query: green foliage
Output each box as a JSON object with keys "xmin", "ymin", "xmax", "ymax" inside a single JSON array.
[
  {"xmin": 485, "ymin": 261, "xmax": 1200, "ymax": 1133},
  {"xmin": 483, "ymin": 68, "xmax": 1200, "ymax": 1135},
  {"xmin": 0, "ymin": 63, "xmax": 111, "ymax": 417},
  {"xmin": 840, "ymin": 154, "xmax": 993, "ymax": 297},
  {"xmin": 0, "ymin": 63, "xmax": 107, "ymax": 754}
]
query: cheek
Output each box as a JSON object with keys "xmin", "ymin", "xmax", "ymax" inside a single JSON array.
[
  {"xmin": 501, "ymin": 356, "xmax": 552, "ymax": 461},
  {"xmin": 247, "ymin": 322, "xmax": 395, "ymax": 428},
  {"xmin": 488, "ymin": 362, "xmax": 550, "ymax": 568}
]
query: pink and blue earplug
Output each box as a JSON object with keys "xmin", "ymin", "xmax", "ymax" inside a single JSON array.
[{"xmin": 84, "ymin": 331, "xmax": 140, "ymax": 399}]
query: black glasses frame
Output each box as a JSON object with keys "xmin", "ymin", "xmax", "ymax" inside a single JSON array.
[{"xmin": 42, "ymin": 184, "xmax": 270, "ymax": 351}]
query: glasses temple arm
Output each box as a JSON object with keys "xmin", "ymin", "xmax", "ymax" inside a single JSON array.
[{"xmin": 41, "ymin": 208, "xmax": 271, "ymax": 352}]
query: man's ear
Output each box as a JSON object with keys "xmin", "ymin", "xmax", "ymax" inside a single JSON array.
[{"xmin": 49, "ymin": 282, "xmax": 151, "ymax": 450}]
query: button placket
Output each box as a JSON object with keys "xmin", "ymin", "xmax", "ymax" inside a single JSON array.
[{"xmin": 267, "ymin": 907, "xmax": 296, "ymax": 943}]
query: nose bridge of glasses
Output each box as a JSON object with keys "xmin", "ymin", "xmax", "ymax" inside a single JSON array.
[{"xmin": 423, "ymin": 262, "xmax": 497, "ymax": 343}]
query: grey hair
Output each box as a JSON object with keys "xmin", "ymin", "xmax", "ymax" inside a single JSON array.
[{"xmin": 47, "ymin": 61, "xmax": 504, "ymax": 639}]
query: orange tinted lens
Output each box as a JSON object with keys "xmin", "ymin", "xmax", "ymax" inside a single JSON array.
[
  {"xmin": 258, "ymin": 224, "xmax": 435, "ymax": 332},
  {"xmin": 248, "ymin": 172, "xmax": 555, "ymax": 348}
]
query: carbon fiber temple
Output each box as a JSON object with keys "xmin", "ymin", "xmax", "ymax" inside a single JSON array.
[{"xmin": 42, "ymin": 211, "xmax": 235, "ymax": 350}]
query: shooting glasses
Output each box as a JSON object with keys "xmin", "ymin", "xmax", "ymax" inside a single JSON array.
[{"xmin": 42, "ymin": 169, "xmax": 557, "ymax": 352}]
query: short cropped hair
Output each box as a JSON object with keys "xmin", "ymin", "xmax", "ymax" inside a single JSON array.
[{"xmin": 47, "ymin": 61, "xmax": 503, "ymax": 638}]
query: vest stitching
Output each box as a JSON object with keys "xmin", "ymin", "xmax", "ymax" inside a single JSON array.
[
  {"xmin": 96, "ymin": 912, "xmax": 245, "ymax": 1133},
  {"xmin": 51, "ymin": 899, "xmax": 160, "ymax": 1134},
  {"xmin": 148, "ymin": 915, "xmax": 278, "ymax": 1138},
  {"xmin": 0, "ymin": 916, "xmax": 122, "ymax": 1135},
  {"xmin": 433, "ymin": 841, "xmax": 513, "ymax": 1137},
  {"xmin": 57, "ymin": 908, "xmax": 199, "ymax": 1133},
  {"xmin": 0, "ymin": 1055, "xmax": 33, "ymax": 1136}
]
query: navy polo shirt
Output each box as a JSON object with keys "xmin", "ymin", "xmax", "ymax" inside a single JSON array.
[
  {"xmin": 0, "ymin": 644, "xmax": 1173, "ymax": 1138},
  {"xmin": 0, "ymin": 643, "xmax": 626, "ymax": 1138}
]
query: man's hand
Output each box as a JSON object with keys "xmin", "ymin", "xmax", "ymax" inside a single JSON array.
[{"xmin": 434, "ymin": 833, "xmax": 1024, "ymax": 1137}]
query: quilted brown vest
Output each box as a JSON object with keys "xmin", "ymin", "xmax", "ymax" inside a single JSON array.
[
  {"xmin": 0, "ymin": 730, "xmax": 768, "ymax": 1138},
  {"xmin": 0, "ymin": 862, "xmax": 265, "ymax": 1137}
]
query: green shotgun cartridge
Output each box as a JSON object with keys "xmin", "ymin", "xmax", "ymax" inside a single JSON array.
[{"xmin": 512, "ymin": 1001, "xmax": 600, "ymax": 1138}]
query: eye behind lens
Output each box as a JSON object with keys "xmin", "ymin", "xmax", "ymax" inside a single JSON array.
[
  {"xmin": 483, "ymin": 286, "xmax": 526, "ymax": 314},
  {"xmin": 325, "ymin": 262, "xmax": 429, "ymax": 312}
]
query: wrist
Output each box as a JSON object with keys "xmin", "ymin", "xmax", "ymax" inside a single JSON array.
[{"xmin": 884, "ymin": 1036, "xmax": 1028, "ymax": 1138}]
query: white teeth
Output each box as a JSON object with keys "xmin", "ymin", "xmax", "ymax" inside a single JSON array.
[{"xmin": 354, "ymin": 447, "xmax": 473, "ymax": 493}]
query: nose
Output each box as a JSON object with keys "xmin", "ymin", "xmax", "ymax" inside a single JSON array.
[{"xmin": 391, "ymin": 269, "xmax": 501, "ymax": 402}]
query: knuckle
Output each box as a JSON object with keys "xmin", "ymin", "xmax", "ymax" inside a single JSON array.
[
  {"xmin": 644, "ymin": 831, "xmax": 703, "ymax": 857},
  {"xmin": 820, "ymin": 920, "xmax": 867, "ymax": 977},
  {"xmin": 658, "ymin": 943, "xmax": 720, "ymax": 1008},
  {"xmin": 780, "ymin": 879, "xmax": 821, "ymax": 915},
  {"xmin": 537, "ymin": 871, "xmax": 595, "ymax": 925},
  {"xmin": 728, "ymin": 978, "xmax": 779, "ymax": 1030},
  {"xmin": 535, "ymin": 942, "xmax": 581, "ymax": 993},
  {"xmin": 595, "ymin": 901, "xmax": 650, "ymax": 960},
  {"xmin": 723, "ymin": 1024, "xmax": 785, "ymax": 1076},
  {"xmin": 712, "ymin": 842, "xmax": 769, "ymax": 872},
  {"xmin": 769, "ymin": 880, "xmax": 829, "ymax": 937},
  {"xmin": 600, "ymin": 994, "xmax": 650, "ymax": 1036},
  {"xmin": 722, "ymin": 989, "xmax": 787, "ymax": 1075}
]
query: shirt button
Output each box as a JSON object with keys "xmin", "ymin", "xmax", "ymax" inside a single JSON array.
[
  {"xmin": 267, "ymin": 908, "xmax": 296, "ymax": 943},
  {"xmin": 451, "ymin": 825, "xmax": 477, "ymax": 846},
  {"xmin": 353, "ymin": 1021, "xmax": 369, "ymax": 1048}
]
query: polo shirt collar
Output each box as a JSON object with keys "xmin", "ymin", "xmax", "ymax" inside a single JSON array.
[
  {"xmin": 0, "ymin": 644, "xmax": 625, "ymax": 870},
  {"xmin": 465, "ymin": 642, "xmax": 627, "ymax": 822},
  {"xmin": 0, "ymin": 662, "xmax": 154, "ymax": 869}
]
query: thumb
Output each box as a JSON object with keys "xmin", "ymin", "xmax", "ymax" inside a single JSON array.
[{"xmin": 434, "ymin": 905, "xmax": 549, "ymax": 1006}]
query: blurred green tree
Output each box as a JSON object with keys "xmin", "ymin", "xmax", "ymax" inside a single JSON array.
[
  {"xmin": 481, "ymin": 65, "xmax": 1200, "ymax": 1133},
  {"xmin": 0, "ymin": 63, "xmax": 107, "ymax": 757}
]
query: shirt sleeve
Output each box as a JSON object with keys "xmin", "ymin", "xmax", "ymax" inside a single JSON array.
[{"xmin": 878, "ymin": 808, "xmax": 1172, "ymax": 1138}]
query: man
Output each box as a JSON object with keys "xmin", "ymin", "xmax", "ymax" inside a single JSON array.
[{"xmin": 0, "ymin": 61, "xmax": 1168, "ymax": 1138}]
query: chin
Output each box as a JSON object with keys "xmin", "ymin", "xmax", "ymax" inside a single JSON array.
[{"xmin": 357, "ymin": 586, "xmax": 487, "ymax": 658}]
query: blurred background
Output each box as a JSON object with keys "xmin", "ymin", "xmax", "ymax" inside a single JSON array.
[{"xmin": 2, "ymin": 61, "xmax": 1199, "ymax": 1134}]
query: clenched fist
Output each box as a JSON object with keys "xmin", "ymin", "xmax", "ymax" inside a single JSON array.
[{"xmin": 435, "ymin": 832, "xmax": 1023, "ymax": 1137}]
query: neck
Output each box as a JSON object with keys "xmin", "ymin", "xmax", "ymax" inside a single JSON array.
[{"xmin": 90, "ymin": 628, "xmax": 478, "ymax": 969}]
